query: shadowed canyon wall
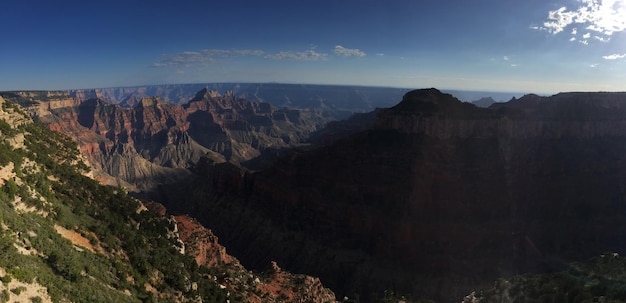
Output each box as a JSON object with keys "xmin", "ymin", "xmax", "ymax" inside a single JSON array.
[{"xmin": 158, "ymin": 89, "xmax": 626, "ymax": 301}]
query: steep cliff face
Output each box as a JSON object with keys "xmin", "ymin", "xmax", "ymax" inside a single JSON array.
[
  {"xmin": 6, "ymin": 90, "xmax": 330, "ymax": 191},
  {"xmin": 158, "ymin": 89, "xmax": 626, "ymax": 302},
  {"xmin": 167, "ymin": 211, "xmax": 336, "ymax": 303},
  {"xmin": 183, "ymin": 88, "xmax": 327, "ymax": 161}
]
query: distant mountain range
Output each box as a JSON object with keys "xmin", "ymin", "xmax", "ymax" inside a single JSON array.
[
  {"xmin": 469, "ymin": 96, "xmax": 497, "ymax": 108},
  {"xmin": 65, "ymin": 83, "xmax": 523, "ymax": 111},
  {"xmin": 68, "ymin": 83, "xmax": 411, "ymax": 114}
]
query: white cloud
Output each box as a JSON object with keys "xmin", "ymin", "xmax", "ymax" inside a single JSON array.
[
  {"xmin": 264, "ymin": 50, "xmax": 328, "ymax": 61},
  {"xmin": 579, "ymin": 39, "xmax": 589, "ymax": 45},
  {"xmin": 333, "ymin": 45, "xmax": 366, "ymax": 57},
  {"xmin": 542, "ymin": 6, "xmax": 578, "ymax": 34},
  {"xmin": 154, "ymin": 47, "xmax": 336, "ymax": 66},
  {"xmin": 570, "ymin": 37, "xmax": 577, "ymax": 41},
  {"xmin": 153, "ymin": 49, "xmax": 264, "ymax": 67},
  {"xmin": 510, "ymin": 64, "xmax": 518, "ymax": 67},
  {"xmin": 594, "ymin": 35, "xmax": 610, "ymax": 41},
  {"xmin": 590, "ymin": 63, "xmax": 598, "ymax": 67},
  {"xmin": 376, "ymin": 53, "xmax": 385, "ymax": 57},
  {"xmin": 603, "ymin": 53, "xmax": 626, "ymax": 60},
  {"xmin": 536, "ymin": 0, "xmax": 626, "ymax": 42},
  {"xmin": 503, "ymin": 56, "xmax": 509, "ymax": 60}
]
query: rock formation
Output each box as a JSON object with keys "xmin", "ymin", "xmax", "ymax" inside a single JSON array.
[
  {"xmin": 4, "ymin": 89, "xmax": 331, "ymax": 192},
  {"xmin": 143, "ymin": 202, "xmax": 336, "ymax": 303}
]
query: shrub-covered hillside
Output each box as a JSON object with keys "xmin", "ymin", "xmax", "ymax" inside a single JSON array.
[
  {"xmin": 465, "ymin": 254, "xmax": 626, "ymax": 303},
  {"xmin": 0, "ymin": 97, "xmax": 228, "ymax": 302}
]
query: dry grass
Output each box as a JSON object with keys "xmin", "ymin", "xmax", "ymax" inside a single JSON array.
[{"xmin": 54, "ymin": 225, "xmax": 101, "ymax": 254}]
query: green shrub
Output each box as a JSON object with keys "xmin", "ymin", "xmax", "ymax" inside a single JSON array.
[
  {"xmin": 0, "ymin": 120, "xmax": 15, "ymax": 136},
  {"xmin": 10, "ymin": 286, "xmax": 26, "ymax": 295},
  {"xmin": 0, "ymin": 289, "xmax": 9, "ymax": 303},
  {"xmin": 8, "ymin": 267, "xmax": 35, "ymax": 284},
  {"xmin": 3, "ymin": 179, "xmax": 20, "ymax": 199}
]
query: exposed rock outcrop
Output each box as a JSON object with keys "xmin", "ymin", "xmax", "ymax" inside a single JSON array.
[
  {"xmin": 145, "ymin": 204, "xmax": 337, "ymax": 303},
  {"xmin": 172, "ymin": 215, "xmax": 236, "ymax": 268}
]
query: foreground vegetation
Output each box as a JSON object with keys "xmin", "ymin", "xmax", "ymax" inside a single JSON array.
[
  {"xmin": 0, "ymin": 99, "xmax": 227, "ymax": 302},
  {"xmin": 469, "ymin": 254, "xmax": 626, "ymax": 303}
]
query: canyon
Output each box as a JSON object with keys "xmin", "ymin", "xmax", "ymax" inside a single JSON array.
[
  {"xmin": 5, "ymin": 86, "xmax": 626, "ymax": 301},
  {"xmin": 4, "ymin": 89, "xmax": 331, "ymax": 192}
]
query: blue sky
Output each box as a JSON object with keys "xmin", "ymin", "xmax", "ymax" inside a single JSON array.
[{"xmin": 1, "ymin": 0, "xmax": 626, "ymax": 93}]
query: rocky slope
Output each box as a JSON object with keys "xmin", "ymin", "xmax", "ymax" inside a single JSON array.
[
  {"xmin": 2, "ymin": 89, "xmax": 331, "ymax": 192},
  {"xmin": 172, "ymin": 213, "xmax": 336, "ymax": 303},
  {"xmin": 152, "ymin": 88, "xmax": 626, "ymax": 302}
]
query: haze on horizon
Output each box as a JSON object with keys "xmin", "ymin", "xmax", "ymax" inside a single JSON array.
[{"xmin": 1, "ymin": 0, "xmax": 626, "ymax": 94}]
